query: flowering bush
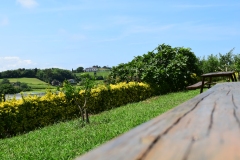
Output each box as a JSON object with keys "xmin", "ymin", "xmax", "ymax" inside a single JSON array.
[{"xmin": 0, "ymin": 82, "xmax": 153, "ymax": 138}]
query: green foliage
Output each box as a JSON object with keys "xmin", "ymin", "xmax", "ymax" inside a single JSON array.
[
  {"xmin": 76, "ymin": 66, "xmax": 84, "ymax": 73},
  {"xmin": 219, "ymin": 48, "xmax": 235, "ymax": 71},
  {"xmin": 0, "ymin": 79, "xmax": 32, "ymax": 98},
  {"xmin": 0, "ymin": 78, "xmax": 10, "ymax": 84},
  {"xmin": 199, "ymin": 54, "xmax": 220, "ymax": 73},
  {"xmin": 0, "ymin": 68, "xmax": 75, "ymax": 84},
  {"xmin": 14, "ymin": 82, "xmax": 32, "ymax": 92},
  {"xmin": 0, "ymin": 84, "xmax": 16, "ymax": 94},
  {"xmin": 0, "ymin": 68, "xmax": 36, "ymax": 79},
  {"xmin": 63, "ymin": 77, "xmax": 98, "ymax": 124},
  {"xmin": 36, "ymin": 68, "xmax": 74, "ymax": 83},
  {"xmin": 198, "ymin": 48, "xmax": 239, "ymax": 75},
  {"xmin": 234, "ymin": 54, "xmax": 240, "ymax": 72},
  {"xmin": 109, "ymin": 44, "xmax": 200, "ymax": 94}
]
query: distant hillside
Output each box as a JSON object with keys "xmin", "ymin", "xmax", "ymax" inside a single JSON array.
[
  {"xmin": 75, "ymin": 70, "xmax": 111, "ymax": 79},
  {"xmin": 0, "ymin": 78, "xmax": 56, "ymax": 91},
  {"xmin": 0, "ymin": 68, "xmax": 74, "ymax": 84}
]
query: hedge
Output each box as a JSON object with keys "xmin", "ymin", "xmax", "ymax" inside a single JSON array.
[{"xmin": 0, "ymin": 82, "xmax": 153, "ymax": 138}]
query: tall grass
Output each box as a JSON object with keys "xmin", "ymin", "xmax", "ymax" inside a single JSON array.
[{"xmin": 0, "ymin": 90, "xmax": 200, "ymax": 160}]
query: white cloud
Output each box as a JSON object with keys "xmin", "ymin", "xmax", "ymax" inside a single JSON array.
[
  {"xmin": 0, "ymin": 57, "xmax": 35, "ymax": 71},
  {"xmin": 16, "ymin": 0, "xmax": 38, "ymax": 9},
  {"xmin": 0, "ymin": 16, "xmax": 9, "ymax": 26}
]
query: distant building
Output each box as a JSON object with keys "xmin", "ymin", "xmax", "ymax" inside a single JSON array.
[
  {"xmin": 84, "ymin": 67, "xmax": 98, "ymax": 72},
  {"xmin": 67, "ymin": 79, "xmax": 77, "ymax": 84},
  {"xmin": 51, "ymin": 80, "xmax": 61, "ymax": 86}
]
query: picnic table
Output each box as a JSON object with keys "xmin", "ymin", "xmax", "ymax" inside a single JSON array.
[
  {"xmin": 200, "ymin": 71, "xmax": 237, "ymax": 93},
  {"xmin": 76, "ymin": 82, "xmax": 240, "ymax": 160}
]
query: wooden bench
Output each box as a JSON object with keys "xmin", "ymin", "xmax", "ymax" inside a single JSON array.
[
  {"xmin": 76, "ymin": 82, "xmax": 240, "ymax": 160},
  {"xmin": 186, "ymin": 81, "xmax": 208, "ymax": 90},
  {"xmin": 200, "ymin": 71, "xmax": 237, "ymax": 93}
]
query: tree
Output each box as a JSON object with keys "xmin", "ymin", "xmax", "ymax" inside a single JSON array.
[
  {"xmin": 219, "ymin": 48, "xmax": 235, "ymax": 71},
  {"xmin": 35, "ymin": 68, "xmax": 74, "ymax": 83},
  {"xmin": 0, "ymin": 79, "xmax": 31, "ymax": 99},
  {"xmin": 19, "ymin": 83, "xmax": 31, "ymax": 92},
  {"xmin": 0, "ymin": 83, "xmax": 16, "ymax": 94},
  {"xmin": 62, "ymin": 77, "xmax": 95, "ymax": 126},
  {"xmin": 109, "ymin": 44, "xmax": 200, "ymax": 93},
  {"xmin": 92, "ymin": 65, "xmax": 101, "ymax": 68},
  {"xmin": 204, "ymin": 54, "xmax": 220, "ymax": 73},
  {"xmin": 102, "ymin": 66, "xmax": 111, "ymax": 69},
  {"xmin": 0, "ymin": 79, "xmax": 17, "ymax": 101},
  {"xmin": 21, "ymin": 69, "xmax": 35, "ymax": 77},
  {"xmin": 0, "ymin": 78, "xmax": 10, "ymax": 84},
  {"xmin": 76, "ymin": 66, "xmax": 84, "ymax": 73},
  {"xmin": 234, "ymin": 54, "xmax": 240, "ymax": 80},
  {"xmin": 198, "ymin": 48, "xmax": 237, "ymax": 74}
]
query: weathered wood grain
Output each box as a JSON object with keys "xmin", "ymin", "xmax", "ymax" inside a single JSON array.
[{"xmin": 75, "ymin": 82, "xmax": 240, "ymax": 160}]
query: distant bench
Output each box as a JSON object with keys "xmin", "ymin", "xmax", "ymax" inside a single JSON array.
[
  {"xmin": 186, "ymin": 81, "xmax": 208, "ymax": 90},
  {"xmin": 187, "ymin": 72, "xmax": 237, "ymax": 92},
  {"xmin": 200, "ymin": 71, "xmax": 237, "ymax": 93}
]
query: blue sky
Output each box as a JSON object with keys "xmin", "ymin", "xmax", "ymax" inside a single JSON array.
[{"xmin": 0, "ymin": 0, "xmax": 240, "ymax": 71}]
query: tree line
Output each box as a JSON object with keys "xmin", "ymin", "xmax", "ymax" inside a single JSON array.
[
  {"xmin": 0, "ymin": 68, "xmax": 75, "ymax": 84},
  {"xmin": 0, "ymin": 78, "xmax": 31, "ymax": 100},
  {"xmin": 197, "ymin": 48, "xmax": 240, "ymax": 75},
  {"xmin": 0, "ymin": 65, "xmax": 111, "ymax": 84}
]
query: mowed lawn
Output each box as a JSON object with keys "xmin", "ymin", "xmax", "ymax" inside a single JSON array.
[
  {"xmin": 0, "ymin": 89, "xmax": 200, "ymax": 160},
  {"xmin": 75, "ymin": 70, "xmax": 111, "ymax": 78},
  {"xmin": 0, "ymin": 78, "xmax": 56, "ymax": 91}
]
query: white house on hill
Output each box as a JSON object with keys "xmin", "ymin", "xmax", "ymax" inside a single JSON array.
[{"xmin": 84, "ymin": 67, "xmax": 98, "ymax": 72}]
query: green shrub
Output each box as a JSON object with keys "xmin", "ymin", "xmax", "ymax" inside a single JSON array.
[{"xmin": 109, "ymin": 44, "xmax": 201, "ymax": 94}]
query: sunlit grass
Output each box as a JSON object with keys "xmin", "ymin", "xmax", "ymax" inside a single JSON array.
[
  {"xmin": 0, "ymin": 78, "xmax": 57, "ymax": 91},
  {"xmin": 0, "ymin": 89, "xmax": 200, "ymax": 160},
  {"xmin": 75, "ymin": 70, "xmax": 111, "ymax": 78},
  {"xmin": 3, "ymin": 78, "xmax": 48, "ymax": 84}
]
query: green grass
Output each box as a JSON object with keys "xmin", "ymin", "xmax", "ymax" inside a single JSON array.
[
  {"xmin": 2, "ymin": 78, "xmax": 47, "ymax": 84},
  {"xmin": 0, "ymin": 89, "xmax": 200, "ymax": 160},
  {"xmin": 75, "ymin": 70, "xmax": 111, "ymax": 78},
  {"xmin": 0, "ymin": 78, "xmax": 56, "ymax": 91}
]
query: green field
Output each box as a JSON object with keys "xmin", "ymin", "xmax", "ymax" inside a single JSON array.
[
  {"xmin": 75, "ymin": 70, "xmax": 111, "ymax": 78},
  {"xmin": 0, "ymin": 78, "xmax": 56, "ymax": 91}
]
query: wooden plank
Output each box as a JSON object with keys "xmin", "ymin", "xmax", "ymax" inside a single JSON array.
[
  {"xmin": 75, "ymin": 82, "xmax": 240, "ymax": 160},
  {"xmin": 143, "ymin": 83, "xmax": 240, "ymax": 160},
  {"xmin": 142, "ymin": 90, "xmax": 217, "ymax": 160},
  {"xmin": 187, "ymin": 84, "xmax": 240, "ymax": 160}
]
